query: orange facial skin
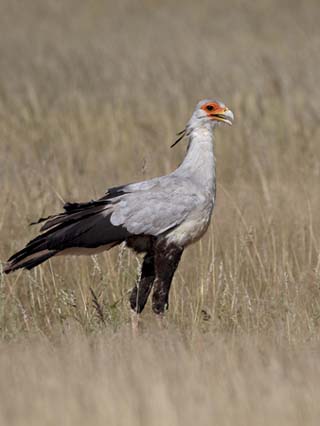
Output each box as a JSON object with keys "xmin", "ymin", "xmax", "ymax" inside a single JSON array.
[{"xmin": 200, "ymin": 102, "xmax": 230, "ymax": 123}]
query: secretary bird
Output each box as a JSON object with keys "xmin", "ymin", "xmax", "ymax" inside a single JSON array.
[{"xmin": 4, "ymin": 99, "xmax": 234, "ymax": 322}]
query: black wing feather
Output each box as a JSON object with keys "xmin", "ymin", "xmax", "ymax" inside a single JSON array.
[{"xmin": 4, "ymin": 185, "xmax": 133, "ymax": 273}]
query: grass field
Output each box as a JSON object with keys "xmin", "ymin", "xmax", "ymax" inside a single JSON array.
[{"xmin": 0, "ymin": 0, "xmax": 320, "ymax": 424}]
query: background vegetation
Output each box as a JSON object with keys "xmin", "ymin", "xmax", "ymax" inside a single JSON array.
[{"xmin": 0, "ymin": 0, "xmax": 320, "ymax": 424}]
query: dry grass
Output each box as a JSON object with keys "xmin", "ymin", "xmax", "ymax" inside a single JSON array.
[
  {"xmin": 1, "ymin": 330, "xmax": 320, "ymax": 426},
  {"xmin": 0, "ymin": 0, "xmax": 320, "ymax": 424}
]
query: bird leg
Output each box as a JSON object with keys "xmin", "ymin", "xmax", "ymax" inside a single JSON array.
[
  {"xmin": 130, "ymin": 252, "xmax": 155, "ymax": 314},
  {"xmin": 152, "ymin": 242, "xmax": 183, "ymax": 316}
]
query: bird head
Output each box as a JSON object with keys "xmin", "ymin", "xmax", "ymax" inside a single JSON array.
[
  {"xmin": 193, "ymin": 99, "xmax": 234, "ymax": 126},
  {"xmin": 171, "ymin": 99, "xmax": 234, "ymax": 147}
]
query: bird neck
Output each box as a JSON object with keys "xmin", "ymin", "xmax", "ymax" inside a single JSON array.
[{"xmin": 175, "ymin": 125, "xmax": 216, "ymax": 191}]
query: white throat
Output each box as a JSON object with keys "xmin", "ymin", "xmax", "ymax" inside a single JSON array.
[{"xmin": 174, "ymin": 125, "xmax": 216, "ymax": 194}]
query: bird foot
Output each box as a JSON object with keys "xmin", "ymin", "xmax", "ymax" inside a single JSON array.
[
  {"xmin": 131, "ymin": 310, "xmax": 140, "ymax": 336},
  {"xmin": 156, "ymin": 313, "xmax": 168, "ymax": 330}
]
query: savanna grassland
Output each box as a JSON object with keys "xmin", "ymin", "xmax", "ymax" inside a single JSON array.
[{"xmin": 0, "ymin": 0, "xmax": 320, "ymax": 424}]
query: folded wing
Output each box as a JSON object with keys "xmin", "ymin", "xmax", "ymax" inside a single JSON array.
[
  {"xmin": 111, "ymin": 177, "xmax": 199, "ymax": 235},
  {"xmin": 4, "ymin": 176, "xmax": 199, "ymax": 273}
]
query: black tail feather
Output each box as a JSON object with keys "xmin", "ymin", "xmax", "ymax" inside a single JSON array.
[
  {"xmin": 5, "ymin": 203, "xmax": 131, "ymax": 273},
  {"xmin": 3, "ymin": 250, "xmax": 57, "ymax": 273}
]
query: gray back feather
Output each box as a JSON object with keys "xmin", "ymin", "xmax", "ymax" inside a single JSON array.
[{"xmin": 110, "ymin": 175, "xmax": 201, "ymax": 236}]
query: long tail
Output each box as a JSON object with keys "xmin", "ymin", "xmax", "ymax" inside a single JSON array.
[{"xmin": 3, "ymin": 199, "xmax": 130, "ymax": 273}]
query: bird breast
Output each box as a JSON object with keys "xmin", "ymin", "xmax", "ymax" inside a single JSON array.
[{"xmin": 165, "ymin": 198, "xmax": 214, "ymax": 247}]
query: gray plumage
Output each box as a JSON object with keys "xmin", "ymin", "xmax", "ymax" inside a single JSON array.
[
  {"xmin": 3, "ymin": 99, "xmax": 233, "ymax": 318},
  {"xmin": 110, "ymin": 176, "xmax": 200, "ymax": 236}
]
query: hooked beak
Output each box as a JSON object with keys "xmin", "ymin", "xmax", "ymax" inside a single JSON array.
[{"xmin": 209, "ymin": 107, "xmax": 234, "ymax": 126}]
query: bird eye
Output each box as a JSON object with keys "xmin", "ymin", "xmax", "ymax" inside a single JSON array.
[{"xmin": 206, "ymin": 105, "xmax": 214, "ymax": 111}]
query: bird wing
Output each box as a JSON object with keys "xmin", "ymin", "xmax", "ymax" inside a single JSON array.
[
  {"xmin": 110, "ymin": 176, "xmax": 200, "ymax": 236},
  {"xmin": 3, "ymin": 175, "xmax": 200, "ymax": 273}
]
